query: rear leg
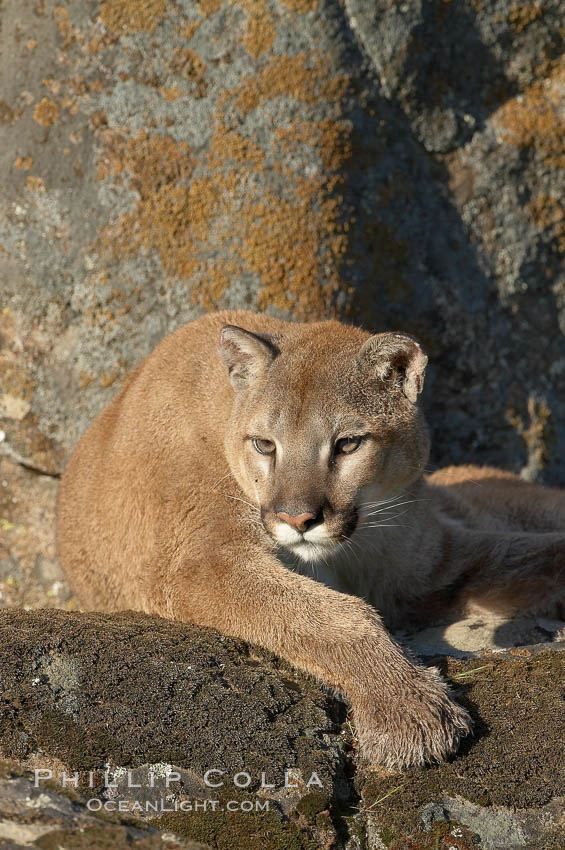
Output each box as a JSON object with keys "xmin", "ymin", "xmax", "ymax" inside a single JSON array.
[
  {"xmin": 453, "ymin": 528, "xmax": 565, "ymax": 621},
  {"xmin": 429, "ymin": 465, "xmax": 565, "ymax": 533}
]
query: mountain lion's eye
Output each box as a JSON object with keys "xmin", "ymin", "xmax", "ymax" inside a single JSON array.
[
  {"xmin": 335, "ymin": 436, "xmax": 362, "ymax": 455},
  {"xmin": 253, "ymin": 438, "xmax": 276, "ymax": 455}
]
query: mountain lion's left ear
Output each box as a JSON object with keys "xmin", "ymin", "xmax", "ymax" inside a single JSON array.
[
  {"xmin": 358, "ymin": 332, "xmax": 428, "ymax": 403},
  {"xmin": 218, "ymin": 325, "xmax": 278, "ymax": 390}
]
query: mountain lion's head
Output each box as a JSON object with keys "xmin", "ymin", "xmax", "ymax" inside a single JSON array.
[{"xmin": 219, "ymin": 320, "xmax": 429, "ymax": 562}]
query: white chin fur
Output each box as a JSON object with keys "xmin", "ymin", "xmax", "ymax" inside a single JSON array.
[
  {"xmin": 273, "ymin": 523, "xmax": 303, "ymax": 546},
  {"xmin": 272, "ymin": 522, "xmax": 336, "ymax": 562},
  {"xmin": 303, "ymin": 524, "xmax": 332, "ymax": 544},
  {"xmin": 287, "ymin": 541, "xmax": 337, "ymax": 563}
]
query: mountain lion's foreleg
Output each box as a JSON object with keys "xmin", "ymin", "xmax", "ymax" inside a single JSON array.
[{"xmin": 149, "ymin": 534, "xmax": 471, "ymax": 771}]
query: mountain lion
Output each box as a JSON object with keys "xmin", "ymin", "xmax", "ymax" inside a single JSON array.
[{"xmin": 57, "ymin": 311, "xmax": 565, "ymax": 769}]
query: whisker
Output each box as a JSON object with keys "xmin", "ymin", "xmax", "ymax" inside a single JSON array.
[
  {"xmin": 358, "ymin": 507, "xmax": 413, "ymax": 528},
  {"xmin": 363, "ymin": 498, "xmax": 428, "ymax": 517},
  {"xmin": 341, "ymin": 534, "xmax": 367, "ymax": 560},
  {"xmin": 357, "ymin": 494, "xmax": 405, "ymax": 508},
  {"xmin": 339, "ymin": 535, "xmax": 357, "ymax": 567},
  {"xmin": 211, "ymin": 471, "xmax": 233, "ymax": 491},
  {"xmin": 222, "ymin": 493, "xmax": 260, "ymax": 512},
  {"xmin": 360, "ymin": 521, "xmax": 412, "ymax": 529}
]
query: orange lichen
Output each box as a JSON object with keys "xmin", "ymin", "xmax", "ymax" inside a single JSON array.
[
  {"xmin": 506, "ymin": 397, "xmax": 552, "ymax": 470},
  {"xmin": 170, "ymin": 48, "xmax": 205, "ymax": 79},
  {"xmin": 241, "ymin": 179, "xmax": 346, "ymax": 314},
  {"xmin": 62, "ymin": 95, "xmax": 79, "ymax": 115},
  {"xmin": 314, "ymin": 119, "xmax": 352, "ymax": 171},
  {"xmin": 180, "ymin": 20, "xmax": 201, "ymax": 40},
  {"xmin": 90, "ymin": 110, "xmax": 108, "ymax": 128},
  {"xmin": 275, "ymin": 118, "xmax": 352, "ymax": 171},
  {"xmin": 79, "ymin": 371, "xmax": 95, "ymax": 390},
  {"xmin": 26, "ymin": 39, "xmax": 38, "ymax": 50},
  {"xmin": 243, "ymin": 14, "xmax": 276, "ymax": 58},
  {"xmin": 125, "ymin": 187, "xmax": 197, "ymax": 277},
  {"xmin": 183, "ymin": 178, "xmax": 222, "ymax": 240},
  {"xmin": 53, "ymin": 4, "xmax": 81, "ymax": 48},
  {"xmin": 99, "ymin": 133, "xmax": 203, "ymax": 280},
  {"xmin": 493, "ymin": 58, "xmax": 565, "ymax": 168},
  {"xmin": 239, "ymin": 0, "xmax": 276, "ymax": 58},
  {"xmin": 125, "ymin": 130, "xmax": 195, "ymax": 195},
  {"xmin": 25, "ymin": 176, "xmax": 46, "ymax": 193},
  {"xmin": 0, "ymin": 355, "xmax": 37, "ymax": 401},
  {"xmin": 275, "ymin": 123, "xmax": 314, "ymax": 153},
  {"xmin": 278, "ymin": 0, "xmax": 319, "ymax": 11},
  {"xmin": 97, "ymin": 369, "xmax": 120, "ymax": 388},
  {"xmin": 169, "ymin": 49, "xmax": 207, "ymax": 97},
  {"xmin": 526, "ymin": 193, "xmax": 564, "ymax": 228},
  {"xmin": 96, "ymin": 130, "xmax": 127, "ymax": 180},
  {"xmin": 42, "ymin": 77, "xmax": 62, "ymax": 95},
  {"xmin": 225, "ymin": 53, "xmax": 349, "ymax": 115},
  {"xmin": 100, "ymin": 0, "xmax": 167, "ymax": 34},
  {"xmin": 0, "ymin": 101, "xmax": 16, "ymax": 123},
  {"xmin": 195, "ymin": 0, "xmax": 222, "ymax": 16},
  {"xmin": 33, "ymin": 97, "xmax": 59, "ymax": 127},
  {"xmin": 525, "ymin": 195, "xmax": 565, "ymax": 253},
  {"xmin": 209, "ymin": 123, "xmax": 265, "ymax": 168},
  {"xmin": 508, "ymin": 2, "xmax": 542, "ymax": 32},
  {"xmin": 82, "ymin": 290, "xmax": 132, "ymax": 328},
  {"xmin": 68, "ymin": 76, "xmax": 88, "ymax": 95},
  {"xmin": 193, "ymin": 258, "xmax": 241, "ymax": 310},
  {"xmin": 14, "ymin": 156, "xmax": 34, "ymax": 170},
  {"xmin": 97, "ymin": 52, "xmax": 353, "ymax": 320},
  {"xmin": 87, "ymin": 33, "xmax": 116, "ymax": 52},
  {"xmin": 206, "ymin": 71, "xmax": 351, "ymax": 316},
  {"xmin": 160, "ymin": 86, "xmax": 183, "ymax": 102}
]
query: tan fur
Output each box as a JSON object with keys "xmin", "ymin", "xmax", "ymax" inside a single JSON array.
[{"xmin": 57, "ymin": 311, "xmax": 564, "ymax": 769}]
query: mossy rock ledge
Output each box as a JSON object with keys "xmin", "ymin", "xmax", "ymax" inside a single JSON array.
[
  {"xmin": 0, "ymin": 608, "xmax": 564, "ymax": 849},
  {"xmin": 1, "ymin": 0, "xmax": 565, "ymax": 486}
]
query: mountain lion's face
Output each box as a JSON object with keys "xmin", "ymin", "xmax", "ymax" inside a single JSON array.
[{"xmin": 219, "ymin": 321, "xmax": 430, "ymax": 562}]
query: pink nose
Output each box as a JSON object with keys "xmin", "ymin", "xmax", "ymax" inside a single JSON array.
[{"xmin": 276, "ymin": 511, "xmax": 317, "ymax": 533}]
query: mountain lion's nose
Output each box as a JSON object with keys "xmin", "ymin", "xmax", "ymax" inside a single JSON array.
[{"xmin": 276, "ymin": 511, "xmax": 318, "ymax": 533}]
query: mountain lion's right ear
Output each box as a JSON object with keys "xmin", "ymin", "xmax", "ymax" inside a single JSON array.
[
  {"xmin": 218, "ymin": 325, "xmax": 277, "ymax": 390},
  {"xmin": 358, "ymin": 332, "xmax": 428, "ymax": 403}
]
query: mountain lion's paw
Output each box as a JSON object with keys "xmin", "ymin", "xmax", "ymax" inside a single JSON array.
[{"xmin": 354, "ymin": 669, "xmax": 472, "ymax": 770}]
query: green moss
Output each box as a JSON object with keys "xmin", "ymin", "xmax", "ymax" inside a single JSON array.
[
  {"xmin": 356, "ymin": 651, "xmax": 565, "ymax": 849},
  {"xmin": 0, "ymin": 609, "xmax": 345, "ymax": 798},
  {"xmin": 35, "ymin": 825, "xmax": 150, "ymax": 850},
  {"xmin": 35, "ymin": 709, "xmax": 119, "ymax": 770},
  {"xmin": 378, "ymin": 825, "xmax": 395, "ymax": 847},
  {"xmin": 343, "ymin": 813, "xmax": 368, "ymax": 850},
  {"xmin": 294, "ymin": 792, "xmax": 330, "ymax": 819},
  {"xmin": 153, "ymin": 809, "xmax": 306, "ymax": 850},
  {"xmin": 0, "ymin": 759, "xmax": 25, "ymax": 780},
  {"xmin": 151, "ymin": 785, "xmax": 352, "ymax": 850}
]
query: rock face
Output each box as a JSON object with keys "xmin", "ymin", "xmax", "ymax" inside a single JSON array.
[
  {"xmin": 0, "ymin": 456, "xmax": 68, "ymax": 611},
  {"xmin": 357, "ymin": 646, "xmax": 565, "ymax": 850},
  {"xmin": 0, "ymin": 0, "xmax": 564, "ymax": 484},
  {"xmin": 0, "ymin": 608, "xmax": 356, "ymax": 849},
  {"xmin": 0, "ymin": 608, "xmax": 564, "ymax": 849},
  {"xmin": 0, "ymin": 609, "xmax": 349, "ymax": 793},
  {"xmin": 0, "ymin": 764, "xmax": 210, "ymax": 850},
  {"xmin": 1, "ymin": 0, "xmax": 564, "ymax": 610}
]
